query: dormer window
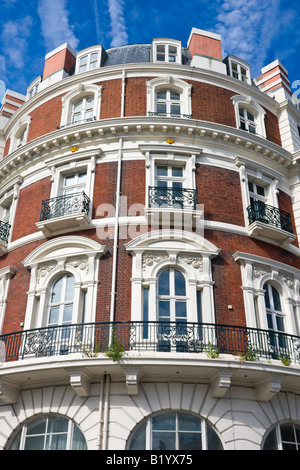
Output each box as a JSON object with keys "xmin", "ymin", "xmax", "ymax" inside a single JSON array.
[
  {"xmin": 152, "ymin": 39, "xmax": 182, "ymax": 64},
  {"xmin": 75, "ymin": 47, "xmax": 102, "ymax": 74},
  {"xmin": 225, "ymin": 55, "xmax": 251, "ymax": 85}
]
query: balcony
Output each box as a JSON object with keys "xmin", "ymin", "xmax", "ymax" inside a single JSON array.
[
  {"xmin": 36, "ymin": 191, "xmax": 91, "ymax": 236},
  {"xmin": 146, "ymin": 186, "xmax": 200, "ymax": 227},
  {"xmin": 1, "ymin": 321, "xmax": 300, "ymax": 363},
  {"xmin": 0, "ymin": 221, "xmax": 10, "ymax": 255},
  {"xmin": 247, "ymin": 200, "xmax": 296, "ymax": 245}
]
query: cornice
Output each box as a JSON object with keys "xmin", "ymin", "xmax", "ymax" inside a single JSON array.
[{"xmin": 0, "ymin": 116, "xmax": 294, "ymax": 186}]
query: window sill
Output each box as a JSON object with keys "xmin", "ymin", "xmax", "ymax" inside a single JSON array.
[
  {"xmin": 247, "ymin": 221, "xmax": 296, "ymax": 246},
  {"xmin": 36, "ymin": 212, "xmax": 91, "ymax": 236}
]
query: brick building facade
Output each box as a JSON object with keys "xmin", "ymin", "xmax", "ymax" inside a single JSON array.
[{"xmin": 0, "ymin": 27, "xmax": 300, "ymax": 450}]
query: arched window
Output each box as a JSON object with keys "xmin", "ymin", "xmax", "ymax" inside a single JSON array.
[
  {"xmin": 128, "ymin": 411, "xmax": 223, "ymax": 450},
  {"xmin": 8, "ymin": 415, "xmax": 87, "ymax": 450},
  {"xmin": 231, "ymin": 95, "xmax": 266, "ymax": 138},
  {"xmin": 47, "ymin": 274, "xmax": 75, "ymax": 355},
  {"xmin": 264, "ymin": 282, "xmax": 286, "ymax": 354},
  {"xmin": 238, "ymin": 107, "xmax": 256, "ymax": 134},
  {"xmin": 71, "ymin": 95, "xmax": 95, "ymax": 124},
  {"xmin": 263, "ymin": 423, "xmax": 300, "ymax": 450},
  {"xmin": 147, "ymin": 77, "xmax": 192, "ymax": 119}
]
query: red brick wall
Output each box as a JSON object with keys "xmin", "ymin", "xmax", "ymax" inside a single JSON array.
[
  {"xmin": 124, "ymin": 77, "xmax": 150, "ymax": 117},
  {"xmin": 3, "ymin": 138, "xmax": 10, "ymax": 158},
  {"xmin": 196, "ymin": 164, "xmax": 245, "ymax": 226},
  {"xmin": 11, "ymin": 177, "xmax": 52, "ymax": 241},
  {"xmin": 189, "ymin": 34, "xmax": 222, "ymax": 60},
  {"xmin": 27, "ymin": 95, "xmax": 63, "ymax": 142},
  {"xmin": 264, "ymin": 107, "xmax": 282, "ymax": 146},
  {"xmin": 278, "ymin": 189, "xmax": 298, "ymax": 247},
  {"xmin": 43, "ymin": 48, "xmax": 76, "ymax": 79},
  {"xmin": 99, "ymin": 79, "xmax": 122, "ymax": 119}
]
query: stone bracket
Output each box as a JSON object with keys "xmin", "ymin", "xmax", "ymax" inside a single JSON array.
[
  {"xmin": 255, "ymin": 373, "xmax": 283, "ymax": 401},
  {"xmin": 210, "ymin": 371, "xmax": 233, "ymax": 398},
  {"xmin": 122, "ymin": 367, "xmax": 143, "ymax": 396},
  {"xmin": 0, "ymin": 378, "xmax": 20, "ymax": 404},
  {"xmin": 66, "ymin": 367, "xmax": 93, "ymax": 397}
]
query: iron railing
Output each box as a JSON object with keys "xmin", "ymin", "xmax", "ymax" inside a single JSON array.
[
  {"xmin": 57, "ymin": 116, "xmax": 97, "ymax": 129},
  {"xmin": 0, "ymin": 221, "xmax": 10, "ymax": 243},
  {"xmin": 149, "ymin": 186, "xmax": 198, "ymax": 210},
  {"xmin": 39, "ymin": 192, "xmax": 90, "ymax": 221},
  {"xmin": 148, "ymin": 112, "xmax": 192, "ymax": 119},
  {"xmin": 247, "ymin": 200, "xmax": 294, "ymax": 233},
  {"xmin": 1, "ymin": 321, "xmax": 300, "ymax": 363}
]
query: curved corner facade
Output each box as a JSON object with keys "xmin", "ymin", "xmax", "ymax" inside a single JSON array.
[{"xmin": 0, "ymin": 27, "xmax": 300, "ymax": 450}]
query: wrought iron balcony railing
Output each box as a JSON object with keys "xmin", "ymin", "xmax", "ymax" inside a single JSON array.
[
  {"xmin": 1, "ymin": 321, "xmax": 300, "ymax": 363},
  {"xmin": 149, "ymin": 186, "xmax": 198, "ymax": 210},
  {"xmin": 148, "ymin": 112, "xmax": 192, "ymax": 119},
  {"xmin": 39, "ymin": 192, "xmax": 90, "ymax": 221},
  {"xmin": 0, "ymin": 221, "xmax": 10, "ymax": 243},
  {"xmin": 247, "ymin": 200, "xmax": 294, "ymax": 233}
]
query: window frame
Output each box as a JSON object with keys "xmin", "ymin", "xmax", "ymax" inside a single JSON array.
[
  {"xmin": 263, "ymin": 422, "xmax": 300, "ymax": 450},
  {"xmin": 22, "ymin": 236, "xmax": 107, "ymax": 332},
  {"xmin": 127, "ymin": 411, "xmax": 223, "ymax": 451},
  {"xmin": 8, "ymin": 414, "xmax": 87, "ymax": 450},
  {"xmin": 231, "ymin": 95, "xmax": 266, "ymax": 138},
  {"xmin": 152, "ymin": 39, "xmax": 182, "ymax": 64},
  {"xmin": 60, "ymin": 83, "xmax": 102, "ymax": 128},
  {"xmin": 146, "ymin": 76, "xmax": 192, "ymax": 118},
  {"xmin": 226, "ymin": 55, "xmax": 251, "ymax": 84},
  {"xmin": 75, "ymin": 47, "xmax": 102, "ymax": 74}
]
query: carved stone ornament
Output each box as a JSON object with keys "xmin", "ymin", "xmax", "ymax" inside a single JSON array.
[
  {"xmin": 279, "ymin": 273, "xmax": 295, "ymax": 292},
  {"xmin": 178, "ymin": 255, "xmax": 203, "ymax": 271},
  {"xmin": 252, "ymin": 265, "xmax": 270, "ymax": 279},
  {"xmin": 66, "ymin": 258, "xmax": 89, "ymax": 273},
  {"xmin": 142, "ymin": 254, "xmax": 168, "ymax": 271},
  {"xmin": 37, "ymin": 263, "xmax": 57, "ymax": 283}
]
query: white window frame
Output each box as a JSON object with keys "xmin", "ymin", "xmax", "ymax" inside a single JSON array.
[
  {"xmin": 60, "ymin": 83, "xmax": 102, "ymax": 128},
  {"xmin": 125, "ymin": 229, "xmax": 219, "ymax": 330},
  {"xmin": 26, "ymin": 76, "xmax": 42, "ymax": 101},
  {"xmin": 232, "ymin": 95, "xmax": 266, "ymax": 138},
  {"xmin": 22, "ymin": 236, "xmax": 107, "ymax": 332},
  {"xmin": 75, "ymin": 47, "xmax": 102, "ymax": 74},
  {"xmin": 71, "ymin": 95, "xmax": 95, "ymax": 124},
  {"xmin": 263, "ymin": 422, "xmax": 300, "ymax": 450},
  {"xmin": 127, "ymin": 411, "xmax": 223, "ymax": 450},
  {"xmin": 152, "ymin": 39, "xmax": 182, "ymax": 64},
  {"xmin": 0, "ymin": 175, "xmax": 23, "ymax": 246},
  {"xmin": 146, "ymin": 76, "xmax": 192, "ymax": 118},
  {"xmin": 155, "ymin": 89, "xmax": 182, "ymax": 117},
  {"xmin": 227, "ymin": 56, "xmax": 251, "ymax": 84},
  {"xmin": 233, "ymin": 252, "xmax": 300, "ymax": 336},
  {"xmin": 8, "ymin": 116, "xmax": 32, "ymax": 153}
]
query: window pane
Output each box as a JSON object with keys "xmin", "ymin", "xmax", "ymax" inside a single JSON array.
[
  {"xmin": 159, "ymin": 270, "xmax": 169, "ymax": 295},
  {"xmin": 46, "ymin": 434, "xmax": 67, "ymax": 450},
  {"xmin": 178, "ymin": 432, "xmax": 202, "ymax": 450},
  {"xmin": 72, "ymin": 426, "xmax": 88, "ymax": 450},
  {"xmin": 157, "ymin": 45, "xmax": 165, "ymax": 53},
  {"xmin": 80, "ymin": 56, "xmax": 88, "ymax": 66},
  {"xmin": 65, "ymin": 276, "xmax": 75, "ymax": 301},
  {"xmin": 78, "ymin": 172, "xmax": 87, "ymax": 183},
  {"xmin": 172, "ymin": 166, "xmax": 183, "ymax": 177},
  {"xmin": 276, "ymin": 315, "xmax": 284, "ymax": 332},
  {"xmin": 247, "ymin": 111, "xmax": 255, "ymax": 121},
  {"xmin": 152, "ymin": 413, "xmax": 176, "ymax": 430},
  {"xmin": 156, "ymin": 90, "xmax": 166, "ymax": 99},
  {"xmin": 49, "ymin": 307, "xmax": 59, "ymax": 325},
  {"xmin": 156, "ymin": 166, "xmax": 168, "ymax": 176},
  {"xmin": 178, "ymin": 413, "xmax": 201, "ymax": 431},
  {"xmin": 175, "ymin": 302, "xmax": 187, "ymax": 318},
  {"xmin": 170, "ymin": 105, "xmax": 180, "ymax": 115},
  {"xmin": 232, "ymin": 63, "xmax": 238, "ymax": 71},
  {"xmin": 264, "ymin": 284, "xmax": 270, "ymax": 309},
  {"xmin": 51, "ymin": 277, "xmax": 63, "ymax": 302},
  {"xmin": 49, "ymin": 416, "xmax": 69, "ymax": 433},
  {"xmin": 27, "ymin": 417, "xmax": 46, "ymax": 435},
  {"xmin": 63, "ymin": 305, "xmax": 73, "ymax": 323},
  {"xmin": 158, "ymin": 301, "xmax": 170, "ymax": 319},
  {"xmin": 73, "ymin": 100, "xmax": 82, "ymax": 112},
  {"xmin": 64, "ymin": 174, "xmax": 76, "ymax": 187},
  {"xmin": 281, "ymin": 425, "xmax": 295, "ymax": 442},
  {"xmin": 129, "ymin": 422, "xmax": 146, "ymax": 450},
  {"xmin": 157, "ymin": 103, "xmax": 166, "ymax": 114},
  {"xmin": 256, "ymin": 185, "xmax": 265, "ymax": 196},
  {"xmin": 272, "ymin": 286, "xmax": 281, "ymax": 311},
  {"xmin": 152, "ymin": 432, "xmax": 176, "ymax": 450},
  {"xmin": 24, "ymin": 435, "xmax": 44, "ymax": 450},
  {"xmin": 170, "ymin": 91, "xmax": 180, "ymax": 100},
  {"xmin": 263, "ymin": 428, "xmax": 277, "ymax": 450},
  {"xmin": 174, "ymin": 270, "xmax": 186, "ymax": 296},
  {"xmin": 207, "ymin": 426, "xmax": 223, "ymax": 450},
  {"xmin": 86, "ymin": 96, "xmax": 94, "ymax": 106}
]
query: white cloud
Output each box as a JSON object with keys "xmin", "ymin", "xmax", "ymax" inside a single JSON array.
[
  {"xmin": 37, "ymin": 0, "xmax": 80, "ymax": 51},
  {"xmin": 215, "ymin": 0, "xmax": 281, "ymax": 76},
  {"xmin": 1, "ymin": 16, "xmax": 33, "ymax": 69},
  {"xmin": 108, "ymin": 0, "xmax": 128, "ymax": 47}
]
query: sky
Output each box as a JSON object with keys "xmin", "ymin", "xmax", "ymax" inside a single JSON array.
[{"xmin": 0, "ymin": 0, "xmax": 299, "ymax": 103}]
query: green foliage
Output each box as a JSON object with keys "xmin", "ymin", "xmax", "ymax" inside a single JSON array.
[
  {"xmin": 242, "ymin": 346, "xmax": 258, "ymax": 362},
  {"xmin": 279, "ymin": 354, "xmax": 292, "ymax": 366},
  {"xmin": 204, "ymin": 341, "xmax": 220, "ymax": 358},
  {"xmin": 104, "ymin": 331, "xmax": 125, "ymax": 362},
  {"xmin": 82, "ymin": 339, "xmax": 100, "ymax": 358}
]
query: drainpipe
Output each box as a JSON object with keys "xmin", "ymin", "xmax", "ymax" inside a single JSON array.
[
  {"xmin": 102, "ymin": 374, "xmax": 110, "ymax": 450},
  {"xmin": 96, "ymin": 375, "xmax": 104, "ymax": 450},
  {"xmin": 121, "ymin": 69, "xmax": 126, "ymax": 118},
  {"xmin": 109, "ymin": 137, "xmax": 123, "ymax": 340}
]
